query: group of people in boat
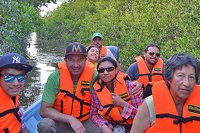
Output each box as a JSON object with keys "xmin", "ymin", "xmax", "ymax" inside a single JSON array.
[{"xmin": 0, "ymin": 32, "xmax": 200, "ymax": 133}]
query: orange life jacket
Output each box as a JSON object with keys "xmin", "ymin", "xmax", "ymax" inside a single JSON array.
[
  {"xmin": 135, "ymin": 56, "xmax": 163, "ymax": 87},
  {"xmin": 0, "ymin": 87, "xmax": 21, "ymax": 133},
  {"xmin": 100, "ymin": 46, "xmax": 107, "ymax": 58},
  {"xmin": 146, "ymin": 81, "xmax": 200, "ymax": 133},
  {"xmin": 86, "ymin": 60, "xmax": 97, "ymax": 69},
  {"xmin": 53, "ymin": 61, "xmax": 95, "ymax": 121},
  {"xmin": 93, "ymin": 72, "xmax": 133, "ymax": 125}
]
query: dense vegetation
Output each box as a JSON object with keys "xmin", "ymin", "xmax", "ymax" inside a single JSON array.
[
  {"xmin": 38, "ymin": 0, "xmax": 200, "ymax": 70},
  {"xmin": 0, "ymin": 0, "xmax": 55, "ymax": 55},
  {"xmin": 1, "ymin": 0, "xmax": 199, "ymax": 70}
]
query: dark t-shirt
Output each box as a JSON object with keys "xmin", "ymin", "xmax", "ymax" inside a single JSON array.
[
  {"xmin": 126, "ymin": 62, "xmax": 153, "ymax": 98},
  {"xmin": 126, "ymin": 62, "xmax": 140, "ymax": 81}
]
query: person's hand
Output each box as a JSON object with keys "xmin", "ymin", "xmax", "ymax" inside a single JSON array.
[
  {"xmin": 68, "ymin": 116, "xmax": 86, "ymax": 133},
  {"xmin": 112, "ymin": 93, "xmax": 126, "ymax": 107},
  {"xmin": 131, "ymin": 81, "xmax": 143, "ymax": 97},
  {"xmin": 102, "ymin": 124, "xmax": 112, "ymax": 133}
]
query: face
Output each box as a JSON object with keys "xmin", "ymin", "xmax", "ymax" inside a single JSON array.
[
  {"xmin": 87, "ymin": 47, "xmax": 100, "ymax": 63},
  {"xmin": 65, "ymin": 54, "xmax": 86, "ymax": 76},
  {"xmin": 144, "ymin": 47, "xmax": 160, "ymax": 65},
  {"xmin": 169, "ymin": 65, "xmax": 196, "ymax": 102},
  {"xmin": 98, "ymin": 61, "xmax": 117, "ymax": 83},
  {"xmin": 92, "ymin": 37, "xmax": 104, "ymax": 48},
  {"xmin": 0, "ymin": 68, "xmax": 26, "ymax": 97}
]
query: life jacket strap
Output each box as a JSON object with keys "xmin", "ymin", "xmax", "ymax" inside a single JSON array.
[
  {"xmin": 61, "ymin": 90, "xmax": 90, "ymax": 106},
  {"xmin": 0, "ymin": 107, "xmax": 21, "ymax": 123},
  {"xmin": 60, "ymin": 90, "xmax": 91, "ymax": 119},
  {"xmin": 102, "ymin": 104, "xmax": 115, "ymax": 116},
  {"xmin": 81, "ymin": 88, "xmax": 90, "ymax": 96},
  {"xmin": 4, "ymin": 128, "xmax": 9, "ymax": 133},
  {"xmin": 156, "ymin": 113, "xmax": 200, "ymax": 124}
]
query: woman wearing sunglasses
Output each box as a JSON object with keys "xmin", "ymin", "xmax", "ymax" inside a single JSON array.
[
  {"xmin": 91, "ymin": 56, "xmax": 143, "ymax": 133},
  {"xmin": 0, "ymin": 53, "xmax": 32, "ymax": 133}
]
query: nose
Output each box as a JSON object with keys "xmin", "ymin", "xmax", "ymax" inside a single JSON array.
[
  {"xmin": 183, "ymin": 77, "xmax": 190, "ymax": 86},
  {"xmin": 103, "ymin": 69, "xmax": 109, "ymax": 74},
  {"xmin": 74, "ymin": 61, "xmax": 78, "ymax": 67},
  {"xmin": 12, "ymin": 78, "xmax": 21, "ymax": 85}
]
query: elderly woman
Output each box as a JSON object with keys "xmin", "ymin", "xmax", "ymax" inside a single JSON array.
[
  {"xmin": 130, "ymin": 53, "xmax": 200, "ymax": 133},
  {"xmin": 91, "ymin": 56, "xmax": 143, "ymax": 133}
]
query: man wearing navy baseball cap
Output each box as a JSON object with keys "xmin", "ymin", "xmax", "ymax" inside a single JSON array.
[
  {"xmin": 38, "ymin": 42, "xmax": 101, "ymax": 133},
  {"xmin": 0, "ymin": 53, "xmax": 32, "ymax": 132}
]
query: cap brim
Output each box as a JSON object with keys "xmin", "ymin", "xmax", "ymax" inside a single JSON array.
[
  {"xmin": 0, "ymin": 64, "xmax": 33, "ymax": 73},
  {"xmin": 65, "ymin": 53, "xmax": 87, "ymax": 57},
  {"xmin": 92, "ymin": 36, "xmax": 103, "ymax": 40}
]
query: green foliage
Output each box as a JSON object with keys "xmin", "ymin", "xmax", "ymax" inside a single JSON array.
[
  {"xmin": 38, "ymin": 0, "xmax": 200, "ymax": 70},
  {"xmin": 0, "ymin": 0, "xmax": 42, "ymax": 55}
]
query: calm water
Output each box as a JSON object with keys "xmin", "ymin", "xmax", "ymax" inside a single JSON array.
[
  {"xmin": 20, "ymin": 0, "xmax": 69, "ymax": 110},
  {"xmin": 20, "ymin": 33, "xmax": 66, "ymax": 110}
]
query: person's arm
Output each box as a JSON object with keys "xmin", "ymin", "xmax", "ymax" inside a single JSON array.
[
  {"xmin": 90, "ymin": 91, "xmax": 113, "ymax": 133},
  {"xmin": 117, "ymin": 80, "xmax": 143, "ymax": 119},
  {"xmin": 126, "ymin": 63, "xmax": 139, "ymax": 81},
  {"xmin": 111, "ymin": 93, "xmax": 133, "ymax": 118},
  {"xmin": 129, "ymin": 80, "xmax": 143, "ymax": 96},
  {"xmin": 112, "ymin": 80, "xmax": 143, "ymax": 119},
  {"xmin": 130, "ymin": 101, "xmax": 151, "ymax": 133}
]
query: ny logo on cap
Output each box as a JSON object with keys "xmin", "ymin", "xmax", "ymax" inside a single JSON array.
[
  {"xmin": 12, "ymin": 56, "xmax": 21, "ymax": 63},
  {"xmin": 72, "ymin": 45, "xmax": 82, "ymax": 53}
]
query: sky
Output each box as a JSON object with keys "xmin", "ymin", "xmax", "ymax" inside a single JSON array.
[{"xmin": 40, "ymin": 0, "xmax": 69, "ymax": 16}]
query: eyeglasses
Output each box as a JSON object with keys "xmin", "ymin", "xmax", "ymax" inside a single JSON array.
[
  {"xmin": 0, "ymin": 73, "xmax": 26, "ymax": 83},
  {"xmin": 97, "ymin": 67, "xmax": 115, "ymax": 73},
  {"xmin": 148, "ymin": 52, "xmax": 160, "ymax": 57}
]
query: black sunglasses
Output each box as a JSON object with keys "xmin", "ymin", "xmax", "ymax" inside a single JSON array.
[
  {"xmin": 97, "ymin": 67, "xmax": 115, "ymax": 73},
  {"xmin": 148, "ymin": 52, "xmax": 160, "ymax": 57}
]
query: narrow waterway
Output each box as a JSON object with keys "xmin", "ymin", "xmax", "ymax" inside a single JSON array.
[
  {"xmin": 20, "ymin": 32, "xmax": 66, "ymax": 109},
  {"xmin": 20, "ymin": 0, "xmax": 69, "ymax": 109}
]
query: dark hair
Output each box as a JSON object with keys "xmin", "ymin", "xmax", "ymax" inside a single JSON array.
[
  {"xmin": 144, "ymin": 43, "xmax": 160, "ymax": 53},
  {"xmin": 97, "ymin": 56, "xmax": 117, "ymax": 70},
  {"xmin": 164, "ymin": 53, "xmax": 200, "ymax": 82},
  {"xmin": 96, "ymin": 56, "xmax": 118, "ymax": 92},
  {"xmin": 86, "ymin": 45, "xmax": 100, "ymax": 53}
]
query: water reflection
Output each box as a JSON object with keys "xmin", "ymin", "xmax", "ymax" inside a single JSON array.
[{"xmin": 20, "ymin": 32, "xmax": 65, "ymax": 109}]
